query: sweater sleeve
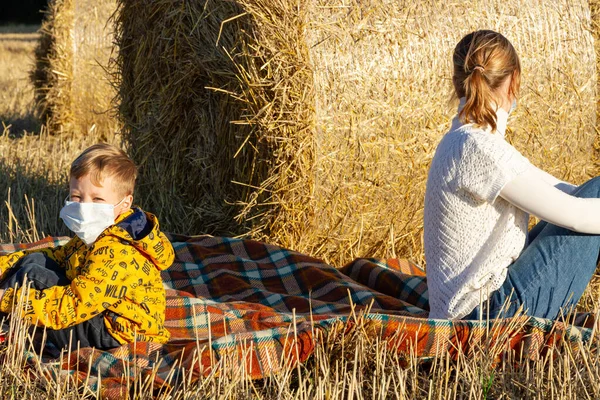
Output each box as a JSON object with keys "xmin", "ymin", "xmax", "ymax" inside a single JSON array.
[
  {"xmin": 456, "ymin": 133, "xmax": 531, "ymax": 203},
  {"xmin": 500, "ymin": 170, "xmax": 600, "ymax": 234},
  {"xmin": 527, "ymin": 164, "xmax": 578, "ymax": 194}
]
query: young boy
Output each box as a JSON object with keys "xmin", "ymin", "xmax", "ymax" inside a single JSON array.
[{"xmin": 0, "ymin": 144, "xmax": 174, "ymax": 350}]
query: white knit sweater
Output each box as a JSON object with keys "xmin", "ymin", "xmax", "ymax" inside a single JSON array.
[{"xmin": 424, "ymin": 102, "xmax": 531, "ymax": 319}]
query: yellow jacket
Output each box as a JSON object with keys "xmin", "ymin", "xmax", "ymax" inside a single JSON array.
[{"xmin": 0, "ymin": 208, "xmax": 174, "ymax": 344}]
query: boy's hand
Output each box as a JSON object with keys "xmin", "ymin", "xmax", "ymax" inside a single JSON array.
[{"xmin": 0, "ymin": 289, "xmax": 5, "ymax": 302}]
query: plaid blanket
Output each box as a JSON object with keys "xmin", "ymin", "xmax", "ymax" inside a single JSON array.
[{"xmin": 0, "ymin": 235, "xmax": 595, "ymax": 399}]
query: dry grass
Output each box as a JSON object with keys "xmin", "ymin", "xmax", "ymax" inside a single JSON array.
[
  {"xmin": 0, "ymin": 28, "xmax": 67, "ymax": 242},
  {"xmin": 0, "ymin": 129, "xmax": 111, "ymax": 243},
  {"xmin": 0, "ymin": 29, "xmax": 40, "ymax": 136},
  {"xmin": 0, "ymin": 22, "xmax": 125, "ymax": 245},
  {"xmin": 0, "ymin": 289, "xmax": 597, "ymax": 399},
  {"xmin": 0, "ymin": 28, "xmax": 121, "ymax": 243},
  {"xmin": 1, "ymin": 1, "xmax": 600, "ymax": 397}
]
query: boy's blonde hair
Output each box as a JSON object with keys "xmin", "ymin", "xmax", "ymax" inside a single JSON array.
[
  {"xmin": 71, "ymin": 144, "xmax": 138, "ymax": 197},
  {"xmin": 452, "ymin": 30, "xmax": 521, "ymax": 132}
]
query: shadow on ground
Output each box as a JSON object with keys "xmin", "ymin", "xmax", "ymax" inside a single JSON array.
[
  {"xmin": 0, "ymin": 115, "xmax": 41, "ymax": 137},
  {"xmin": 0, "ymin": 158, "xmax": 69, "ymax": 243}
]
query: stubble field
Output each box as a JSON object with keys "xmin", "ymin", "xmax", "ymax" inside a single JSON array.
[{"xmin": 0, "ymin": 23, "xmax": 600, "ymax": 400}]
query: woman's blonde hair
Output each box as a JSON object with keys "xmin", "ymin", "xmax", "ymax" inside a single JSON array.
[
  {"xmin": 70, "ymin": 143, "xmax": 138, "ymax": 197},
  {"xmin": 453, "ymin": 30, "xmax": 521, "ymax": 132}
]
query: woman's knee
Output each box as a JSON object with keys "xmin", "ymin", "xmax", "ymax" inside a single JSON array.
[{"xmin": 573, "ymin": 176, "xmax": 600, "ymax": 198}]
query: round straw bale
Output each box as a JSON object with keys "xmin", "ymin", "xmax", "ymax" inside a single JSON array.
[
  {"xmin": 115, "ymin": 0, "xmax": 598, "ymax": 266},
  {"xmin": 590, "ymin": 0, "xmax": 600, "ymax": 172},
  {"xmin": 114, "ymin": 0, "xmax": 314, "ymax": 237},
  {"xmin": 31, "ymin": 0, "xmax": 119, "ymax": 137},
  {"xmin": 305, "ymin": 0, "xmax": 598, "ymax": 266}
]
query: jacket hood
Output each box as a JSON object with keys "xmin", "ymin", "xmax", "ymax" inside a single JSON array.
[{"xmin": 104, "ymin": 208, "xmax": 173, "ymax": 271}]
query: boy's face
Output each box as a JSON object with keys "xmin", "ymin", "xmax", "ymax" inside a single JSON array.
[{"xmin": 69, "ymin": 173, "xmax": 133, "ymax": 219}]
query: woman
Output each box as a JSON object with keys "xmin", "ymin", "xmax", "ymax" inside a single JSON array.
[{"xmin": 424, "ymin": 30, "xmax": 600, "ymax": 321}]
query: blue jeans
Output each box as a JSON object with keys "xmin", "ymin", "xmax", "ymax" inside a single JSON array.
[{"xmin": 463, "ymin": 176, "xmax": 600, "ymax": 320}]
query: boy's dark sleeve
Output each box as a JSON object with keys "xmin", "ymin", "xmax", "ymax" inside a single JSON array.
[
  {"xmin": 0, "ymin": 237, "xmax": 138, "ymax": 330},
  {"xmin": 0, "ymin": 243, "xmax": 69, "ymax": 281}
]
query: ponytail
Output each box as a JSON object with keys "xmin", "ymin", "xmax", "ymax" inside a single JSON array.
[{"xmin": 453, "ymin": 30, "xmax": 521, "ymax": 132}]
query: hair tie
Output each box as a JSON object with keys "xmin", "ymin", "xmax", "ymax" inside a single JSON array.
[{"xmin": 473, "ymin": 65, "xmax": 485, "ymax": 73}]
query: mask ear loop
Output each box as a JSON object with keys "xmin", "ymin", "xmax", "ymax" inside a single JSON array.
[
  {"xmin": 113, "ymin": 197, "xmax": 131, "ymax": 215},
  {"xmin": 114, "ymin": 197, "xmax": 127, "ymax": 208}
]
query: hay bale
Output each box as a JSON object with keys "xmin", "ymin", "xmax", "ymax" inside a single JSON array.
[
  {"xmin": 31, "ymin": 0, "xmax": 118, "ymax": 137},
  {"xmin": 114, "ymin": 0, "xmax": 314, "ymax": 237},
  {"xmin": 305, "ymin": 0, "xmax": 598, "ymax": 266},
  {"xmin": 590, "ymin": 0, "xmax": 600, "ymax": 173},
  {"xmin": 115, "ymin": 0, "xmax": 598, "ymax": 266}
]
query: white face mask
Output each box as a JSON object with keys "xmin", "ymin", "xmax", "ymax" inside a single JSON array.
[
  {"xmin": 509, "ymin": 99, "xmax": 517, "ymax": 114},
  {"xmin": 59, "ymin": 198, "xmax": 125, "ymax": 245}
]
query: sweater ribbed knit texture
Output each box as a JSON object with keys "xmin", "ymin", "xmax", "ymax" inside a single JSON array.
[{"xmin": 424, "ymin": 103, "xmax": 531, "ymax": 319}]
